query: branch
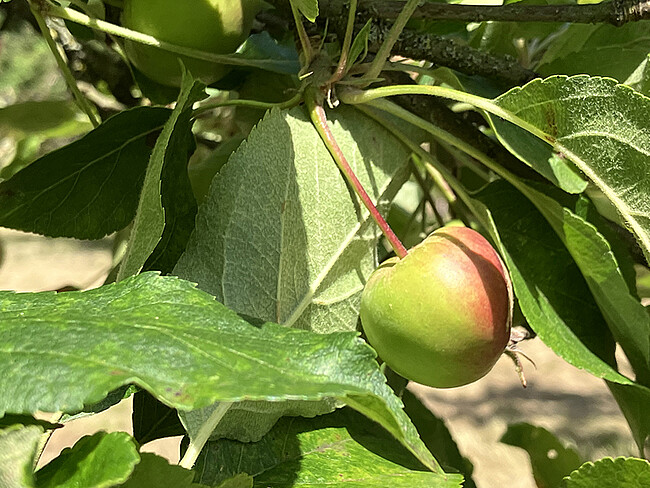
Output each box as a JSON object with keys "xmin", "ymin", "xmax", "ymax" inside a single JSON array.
[
  {"xmin": 366, "ymin": 20, "xmax": 537, "ymax": 86},
  {"xmin": 320, "ymin": 0, "xmax": 650, "ymax": 27}
]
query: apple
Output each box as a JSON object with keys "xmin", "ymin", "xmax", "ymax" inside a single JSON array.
[
  {"xmin": 360, "ymin": 226, "xmax": 512, "ymax": 388},
  {"xmin": 122, "ymin": 0, "xmax": 259, "ymax": 87}
]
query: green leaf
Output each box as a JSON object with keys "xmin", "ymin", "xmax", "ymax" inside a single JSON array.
[
  {"xmin": 194, "ymin": 408, "xmax": 463, "ymax": 487},
  {"xmin": 563, "ymin": 457, "xmax": 650, "ymax": 488},
  {"xmin": 474, "ymin": 180, "xmax": 650, "ymax": 451},
  {"xmin": 0, "ymin": 272, "xmax": 439, "ymax": 472},
  {"xmin": 173, "ymin": 105, "xmax": 410, "ymax": 443},
  {"xmin": 289, "ymin": 0, "xmax": 318, "ymax": 23},
  {"xmin": 401, "ymin": 390, "xmax": 475, "ymax": 488},
  {"xmin": 475, "ymin": 181, "xmax": 623, "ymax": 377},
  {"xmin": 132, "ymin": 391, "xmax": 184, "ymax": 445},
  {"xmin": 0, "ymin": 415, "xmax": 60, "ymax": 430},
  {"xmin": 216, "ymin": 474, "xmax": 253, "ymax": 488},
  {"xmin": 0, "ymin": 101, "xmax": 91, "ymax": 138},
  {"xmin": 174, "ymin": 106, "xmax": 410, "ymax": 333},
  {"xmin": 500, "ymin": 423, "xmax": 582, "ymax": 488},
  {"xmin": 0, "ymin": 107, "xmax": 170, "ymax": 239},
  {"xmin": 117, "ymin": 76, "xmax": 205, "ymax": 280},
  {"xmin": 35, "ymin": 432, "xmax": 139, "ymax": 488},
  {"xmin": 624, "ymin": 55, "xmax": 650, "ymax": 97},
  {"xmin": 493, "ymin": 75, "xmax": 650, "ymax": 264},
  {"xmin": 538, "ymin": 24, "xmax": 650, "ymax": 82},
  {"xmin": 118, "ymin": 453, "xmax": 193, "ymax": 488},
  {"xmin": 349, "ymin": 20, "xmax": 372, "ymax": 67},
  {"xmin": 0, "ymin": 424, "xmax": 42, "ymax": 488},
  {"xmin": 234, "ymin": 32, "xmax": 300, "ymax": 75},
  {"xmin": 486, "ymin": 117, "xmax": 587, "ymax": 194}
]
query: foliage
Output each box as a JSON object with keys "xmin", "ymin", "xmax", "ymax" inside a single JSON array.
[{"xmin": 1, "ymin": 0, "xmax": 649, "ymax": 486}]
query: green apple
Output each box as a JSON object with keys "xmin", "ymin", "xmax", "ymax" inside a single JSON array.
[
  {"xmin": 360, "ymin": 226, "xmax": 512, "ymax": 388},
  {"xmin": 122, "ymin": 0, "xmax": 260, "ymax": 87}
]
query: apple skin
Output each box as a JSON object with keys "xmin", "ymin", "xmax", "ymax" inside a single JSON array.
[
  {"xmin": 360, "ymin": 226, "xmax": 512, "ymax": 388},
  {"xmin": 122, "ymin": 0, "xmax": 259, "ymax": 87}
]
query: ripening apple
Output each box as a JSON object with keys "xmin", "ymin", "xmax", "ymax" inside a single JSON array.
[
  {"xmin": 122, "ymin": 0, "xmax": 260, "ymax": 87},
  {"xmin": 360, "ymin": 226, "xmax": 512, "ymax": 388}
]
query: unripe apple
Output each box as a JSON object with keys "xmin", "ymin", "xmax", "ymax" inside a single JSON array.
[
  {"xmin": 122, "ymin": 0, "xmax": 259, "ymax": 87},
  {"xmin": 360, "ymin": 226, "xmax": 512, "ymax": 388}
]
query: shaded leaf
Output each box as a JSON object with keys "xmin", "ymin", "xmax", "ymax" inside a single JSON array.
[
  {"xmin": 0, "ymin": 272, "xmax": 439, "ymax": 472},
  {"xmin": 563, "ymin": 457, "xmax": 650, "ymax": 488},
  {"xmin": 119, "ymin": 453, "xmax": 193, "ymax": 488},
  {"xmin": 475, "ymin": 181, "xmax": 621, "ymax": 376},
  {"xmin": 401, "ymin": 390, "xmax": 475, "ymax": 488},
  {"xmin": 234, "ymin": 32, "xmax": 300, "ymax": 75},
  {"xmin": 194, "ymin": 408, "xmax": 462, "ymax": 487},
  {"xmin": 474, "ymin": 180, "xmax": 650, "ymax": 451},
  {"xmin": 0, "ymin": 424, "xmax": 42, "ymax": 488},
  {"xmin": 0, "ymin": 100, "xmax": 91, "ymax": 138},
  {"xmin": 289, "ymin": 0, "xmax": 318, "ymax": 23},
  {"xmin": 487, "ymin": 117, "xmax": 587, "ymax": 194},
  {"xmin": 0, "ymin": 107, "xmax": 170, "ymax": 239},
  {"xmin": 35, "ymin": 432, "xmax": 139, "ymax": 488},
  {"xmin": 132, "ymin": 391, "xmax": 184, "ymax": 445},
  {"xmin": 118, "ymin": 75, "xmax": 205, "ymax": 280},
  {"xmin": 500, "ymin": 423, "xmax": 582, "ymax": 488},
  {"xmin": 538, "ymin": 24, "xmax": 650, "ymax": 82}
]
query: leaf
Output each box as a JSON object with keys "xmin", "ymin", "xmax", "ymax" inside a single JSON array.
[
  {"xmin": 174, "ymin": 106, "xmax": 410, "ymax": 334},
  {"xmin": 216, "ymin": 474, "xmax": 253, "ymax": 488},
  {"xmin": 474, "ymin": 180, "xmax": 650, "ymax": 450},
  {"xmin": 563, "ymin": 457, "xmax": 650, "ymax": 488},
  {"xmin": 117, "ymin": 76, "xmax": 205, "ymax": 280},
  {"xmin": 348, "ymin": 20, "xmax": 372, "ymax": 68},
  {"xmin": 118, "ymin": 453, "xmax": 193, "ymax": 488},
  {"xmin": 132, "ymin": 391, "xmax": 184, "ymax": 445},
  {"xmin": 193, "ymin": 408, "xmax": 463, "ymax": 487},
  {"xmin": 500, "ymin": 423, "xmax": 582, "ymax": 488},
  {"xmin": 0, "ymin": 106, "xmax": 170, "ymax": 239},
  {"xmin": 173, "ymin": 105, "xmax": 410, "ymax": 443},
  {"xmin": 0, "ymin": 415, "xmax": 60, "ymax": 430},
  {"xmin": 0, "ymin": 101, "xmax": 91, "ymax": 138},
  {"xmin": 486, "ymin": 117, "xmax": 587, "ymax": 194},
  {"xmin": 401, "ymin": 390, "xmax": 475, "ymax": 488},
  {"xmin": 289, "ymin": 0, "xmax": 318, "ymax": 23},
  {"xmin": 234, "ymin": 32, "xmax": 300, "ymax": 75},
  {"xmin": 0, "ymin": 424, "xmax": 42, "ymax": 488},
  {"xmin": 624, "ymin": 55, "xmax": 650, "ymax": 97},
  {"xmin": 35, "ymin": 432, "xmax": 139, "ymax": 488},
  {"xmin": 493, "ymin": 75, "xmax": 650, "ymax": 264},
  {"xmin": 475, "ymin": 181, "xmax": 624, "ymax": 379},
  {"xmin": 538, "ymin": 24, "xmax": 650, "ymax": 82},
  {"xmin": 0, "ymin": 272, "xmax": 439, "ymax": 472}
]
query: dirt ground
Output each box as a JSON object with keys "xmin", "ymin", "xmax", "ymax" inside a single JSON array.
[{"xmin": 1, "ymin": 228, "xmax": 638, "ymax": 488}]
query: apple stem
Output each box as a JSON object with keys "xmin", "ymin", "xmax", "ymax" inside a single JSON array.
[{"xmin": 305, "ymin": 88, "xmax": 408, "ymax": 259}]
